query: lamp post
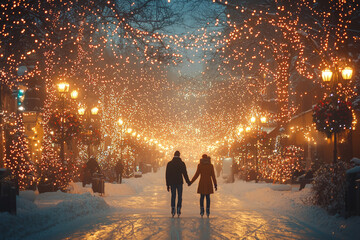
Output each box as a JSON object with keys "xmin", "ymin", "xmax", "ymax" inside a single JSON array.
[
  {"xmin": 250, "ymin": 115, "xmax": 267, "ymax": 183},
  {"xmin": 321, "ymin": 65, "xmax": 353, "ymax": 164},
  {"xmin": 57, "ymin": 82, "xmax": 78, "ymax": 163},
  {"xmin": 118, "ymin": 118, "xmax": 124, "ymax": 160},
  {"xmin": 78, "ymin": 106, "xmax": 99, "ymax": 157}
]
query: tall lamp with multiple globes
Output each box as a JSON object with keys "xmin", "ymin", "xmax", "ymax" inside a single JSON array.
[
  {"xmin": 250, "ymin": 115, "xmax": 267, "ymax": 183},
  {"xmin": 118, "ymin": 118, "xmax": 124, "ymax": 160},
  {"xmin": 78, "ymin": 105, "xmax": 99, "ymax": 157},
  {"xmin": 57, "ymin": 81, "xmax": 78, "ymax": 163},
  {"xmin": 321, "ymin": 65, "xmax": 353, "ymax": 164}
]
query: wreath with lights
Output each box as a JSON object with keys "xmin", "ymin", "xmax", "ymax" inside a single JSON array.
[
  {"xmin": 48, "ymin": 112, "xmax": 81, "ymax": 143},
  {"xmin": 312, "ymin": 95, "xmax": 352, "ymax": 137}
]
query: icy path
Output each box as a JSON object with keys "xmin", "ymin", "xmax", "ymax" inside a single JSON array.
[{"xmin": 27, "ymin": 167, "xmax": 358, "ymax": 240}]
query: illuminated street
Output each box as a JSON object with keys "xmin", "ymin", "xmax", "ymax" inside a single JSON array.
[
  {"xmin": 1, "ymin": 1, "xmax": 360, "ymax": 239},
  {"xmin": 25, "ymin": 168, "xmax": 356, "ymax": 240}
]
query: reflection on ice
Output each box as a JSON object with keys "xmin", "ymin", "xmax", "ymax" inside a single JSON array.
[
  {"xmin": 61, "ymin": 211, "xmax": 331, "ymax": 240},
  {"xmin": 38, "ymin": 168, "xmax": 340, "ymax": 240}
]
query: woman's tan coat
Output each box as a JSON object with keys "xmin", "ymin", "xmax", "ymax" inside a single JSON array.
[{"xmin": 190, "ymin": 158, "xmax": 217, "ymax": 194}]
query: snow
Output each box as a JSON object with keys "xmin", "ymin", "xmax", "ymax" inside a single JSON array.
[
  {"xmin": 350, "ymin": 157, "xmax": 360, "ymax": 166},
  {"xmin": 1, "ymin": 167, "xmax": 360, "ymax": 239},
  {"xmin": 346, "ymin": 166, "xmax": 360, "ymax": 174},
  {"xmin": 0, "ymin": 189, "xmax": 109, "ymax": 240}
]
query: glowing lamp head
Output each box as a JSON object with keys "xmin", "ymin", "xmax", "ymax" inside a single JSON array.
[
  {"xmin": 341, "ymin": 66, "xmax": 353, "ymax": 80},
  {"xmin": 260, "ymin": 116, "xmax": 267, "ymax": 123},
  {"xmin": 118, "ymin": 118, "xmax": 123, "ymax": 125},
  {"xmin": 321, "ymin": 69, "xmax": 333, "ymax": 82},
  {"xmin": 245, "ymin": 126, "xmax": 251, "ymax": 132},
  {"xmin": 91, "ymin": 107, "xmax": 99, "ymax": 115},
  {"xmin": 238, "ymin": 127, "xmax": 244, "ymax": 134},
  {"xmin": 57, "ymin": 82, "xmax": 69, "ymax": 93},
  {"xmin": 250, "ymin": 116, "xmax": 256, "ymax": 123},
  {"xmin": 127, "ymin": 128, "xmax": 132, "ymax": 134},
  {"xmin": 70, "ymin": 90, "xmax": 78, "ymax": 99},
  {"xmin": 78, "ymin": 107, "xmax": 85, "ymax": 116}
]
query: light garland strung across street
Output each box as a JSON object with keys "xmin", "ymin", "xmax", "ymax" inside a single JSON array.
[{"xmin": 0, "ymin": 1, "xmax": 358, "ymax": 187}]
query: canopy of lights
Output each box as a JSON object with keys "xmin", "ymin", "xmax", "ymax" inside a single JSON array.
[{"xmin": 1, "ymin": 0, "xmax": 359, "ymax": 164}]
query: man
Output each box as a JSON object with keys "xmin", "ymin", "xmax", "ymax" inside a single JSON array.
[
  {"xmin": 86, "ymin": 157, "xmax": 101, "ymax": 176},
  {"xmin": 115, "ymin": 160, "xmax": 124, "ymax": 184},
  {"xmin": 83, "ymin": 157, "xmax": 101, "ymax": 187},
  {"xmin": 165, "ymin": 151, "xmax": 190, "ymax": 217}
]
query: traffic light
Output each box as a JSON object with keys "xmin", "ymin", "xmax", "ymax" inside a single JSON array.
[{"xmin": 17, "ymin": 89, "xmax": 25, "ymax": 111}]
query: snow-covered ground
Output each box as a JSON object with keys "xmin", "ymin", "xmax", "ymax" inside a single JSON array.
[{"xmin": 1, "ymin": 167, "xmax": 359, "ymax": 240}]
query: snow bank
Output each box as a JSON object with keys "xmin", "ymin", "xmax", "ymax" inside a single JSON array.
[
  {"xmin": 0, "ymin": 191, "xmax": 109, "ymax": 240},
  {"xmin": 270, "ymin": 184, "xmax": 292, "ymax": 191},
  {"xmin": 219, "ymin": 178, "xmax": 360, "ymax": 239}
]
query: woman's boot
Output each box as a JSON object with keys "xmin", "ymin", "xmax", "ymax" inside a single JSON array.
[{"xmin": 200, "ymin": 207, "xmax": 204, "ymax": 217}]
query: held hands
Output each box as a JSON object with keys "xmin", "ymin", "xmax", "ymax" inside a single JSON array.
[
  {"xmin": 215, "ymin": 185, "xmax": 217, "ymax": 191},
  {"xmin": 187, "ymin": 181, "xmax": 192, "ymax": 186}
]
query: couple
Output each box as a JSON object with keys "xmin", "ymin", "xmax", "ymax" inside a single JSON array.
[{"xmin": 165, "ymin": 151, "xmax": 217, "ymax": 218}]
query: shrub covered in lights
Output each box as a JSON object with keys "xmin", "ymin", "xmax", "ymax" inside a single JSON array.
[
  {"xmin": 313, "ymin": 95, "xmax": 352, "ymax": 137},
  {"xmin": 4, "ymin": 113, "xmax": 36, "ymax": 190},
  {"xmin": 48, "ymin": 111, "xmax": 81, "ymax": 143},
  {"xmin": 263, "ymin": 145, "xmax": 304, "ymax": 184},
  {"xmin": 311, "ymin": 161, "xmax": 349, "ymax": 214}
]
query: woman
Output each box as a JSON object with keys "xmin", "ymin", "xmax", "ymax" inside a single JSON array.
[{"xmin": 190, "ymin": 154, "xmax": 217, "ymax": 217}]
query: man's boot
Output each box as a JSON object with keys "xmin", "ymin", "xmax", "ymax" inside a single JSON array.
[
  {"xmin": 200, "ymin": 207, "xmax": 204, "ymax": 217},
  {"xmin": 177, "ymin": 206, "xmax": 181, "ymax": 217},
  {"xmin": 171, "ymin": 207, "xmax": 175, "ymax": 217}
]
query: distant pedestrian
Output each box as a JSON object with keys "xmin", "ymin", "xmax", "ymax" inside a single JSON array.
[
  {"xmin": 115, "ymin": 160, "xmax": 124, "ymax": 184},
  {"xmin": 165, "ymin": 151, "xmax": 191, "ymax": 217},
  {"xmin": 86, "ymin": 157, "xmax": 101, "ymax": 175},
  {"xmin": 215, "ymin": 161, "xmax": 222, "ymax": 177},
  {"xmin": 299, "ymin": 170, "xmax": 313, "ymax": 191},
  {"xmin": 83, "ymin": 157, "xmax": 101, "ymax": 187},
  {"xmin": 189, "ymin": 154, "xmax": 217, "ymax": 218}
]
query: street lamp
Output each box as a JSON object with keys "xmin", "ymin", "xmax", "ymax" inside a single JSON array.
[
  {"xmin": 78, "ymin": 105, "xmax": 99, "ymax": 157},
  {"xmin": 91, "ymin": 107, "xmax": 99, "ymax": 115},
  {"xmin": 57, "ymin": 82, "xmax": 69, "ymax": 94},
  {"xmin": 78, "ymin": 107, "xmax": 85, "ymax": 116},
  {"xmin": 321, "ymin": 65, "xmax": 353, "ymax": 164},
  {"xmin": 117, "ymin": 118, "xmax": 124, "ymax": 160},
  {"xmin": 56, "ymin": 81, "xmax": 77, "ymax": 164},
  {"xmin": 250, "ymin": 115, "xmax": 267, "ymax": 183},
  {"xmin": 70, "ymin": 90, "xmax": 79, "ymax": 99}
]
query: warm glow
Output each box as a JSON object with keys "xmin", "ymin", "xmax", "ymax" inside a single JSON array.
[
  {"xmin": 245, "ymin": 126, "xmax": 251, "ymax": 132},
  {"xmin": 57, "ymin": 82, "xmax": 69, "ymax": 93},
  {"xmin": 260, "ymin": 116, "xmax": 267, "ymax": 123},
  {"xmin": 91, "ymin": 107, "xmax": 99, "ymax": 115},
  {"xmin": 78, "ymin": 107, "xmax": 85, "ymax": 116},
  {"xmin": 118, "ymin": 118, "xmax": 123, "ymax": 125},
  {"xmin": 70, "ymin": 90, "xmax": 78, "ymax": 99},
  {"xmin": 341, "ymin": 66, "xmax": 353, "ymax": 80},
  {"xmin": 250, "ymin": 116, "xmax": 256, "ymax": 123},
  {"xmin": 127, "ymin": 128, "xmax": 132, "ymax": 133},
  {"xmin": 321, "ymin": 69, "xmax": 333, "ymax": 82}
]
